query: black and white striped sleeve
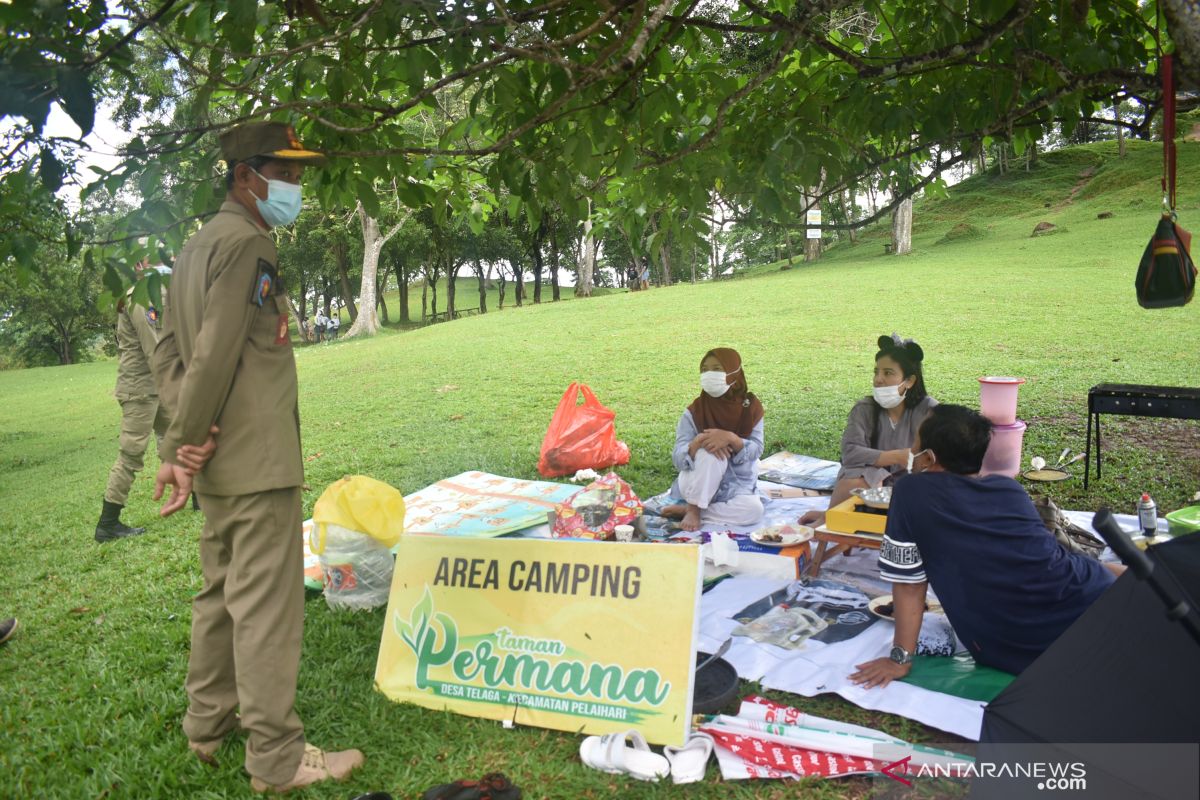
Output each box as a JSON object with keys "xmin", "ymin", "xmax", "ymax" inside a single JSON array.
[{"xmin": 879, "ymin": 535, "xmax": 926, "ymax": 584}]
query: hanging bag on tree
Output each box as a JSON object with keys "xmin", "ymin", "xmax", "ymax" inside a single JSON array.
[
  {"xmin": 1137, "ymin": 53, "xmax": 1197, "ymax": 308},
  {"xmin": 537, "ymin": 383, "xmax": 630, "ymax": 478},
  {"xmin": 1136, "ymin": 214, "xmax": 1196, "ymax": 308}
]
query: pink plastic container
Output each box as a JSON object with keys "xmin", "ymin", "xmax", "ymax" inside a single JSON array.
[
  {"xmin": 979, "ymin": 376, "xmax": 1026, "ymax": 425},
  {"xmin": 980, "ymin": 420, "xmax": 1027, "ymax": 478}
]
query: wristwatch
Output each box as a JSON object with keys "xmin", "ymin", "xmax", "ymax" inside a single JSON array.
[{"xmin": 889, "ymin": 645, "xmax": 913, "ymax": 666}]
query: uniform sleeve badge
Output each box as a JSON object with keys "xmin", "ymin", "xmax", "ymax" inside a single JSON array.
[
  {"xmin": 145, "ymin": 306, "xmax": 159, "ymax": 326},
  {"xmin": 251, "ymin": 258, "xmax": 278, "ymax": 306}
]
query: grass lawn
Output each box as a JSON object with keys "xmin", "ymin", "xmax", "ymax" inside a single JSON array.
[{"xmin": 1, "ymin": 140, "xmax": 1197, "ymax": 798}]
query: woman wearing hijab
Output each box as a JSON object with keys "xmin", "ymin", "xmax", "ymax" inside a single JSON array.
[
  {"xmin": 801, "ymin": 333, "xmax": 937, "ymax": 527},
  {"xmin": 662, "ymin": 348, "xmax": 765, "ymax": 532}
]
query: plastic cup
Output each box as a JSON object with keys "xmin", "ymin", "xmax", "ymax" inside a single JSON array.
[
  {"xmin": 614, "ymin": 524, "xmax": 634, "ymax": 542},
  {"xmin": 979, "ymin": 376, "xmax": 1025, "ymax": 425}
]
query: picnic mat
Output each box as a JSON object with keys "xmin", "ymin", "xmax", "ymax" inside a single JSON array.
[
  {"xmin": 402, "ymin": 471, "xmax": 577, "ymax": 537},
  {"xmin": 701, "ymin": 695, "xmax": 973, "ymax": 781},
  {"xmin": 698, "ymin": 572, "xmax": 992, "ymax": 740},
  {"xmin": 756, "ymin": 451, "xmax": 841, "ymax": 492}
]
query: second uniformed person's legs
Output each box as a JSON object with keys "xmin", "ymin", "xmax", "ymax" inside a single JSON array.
[
  {"xmin": 97, "ymin": 396, "xmax": 157, "ymax": 541},
  {"xmin": 186, "ymin": 487, "xmax": 306, "ymax": 785}
]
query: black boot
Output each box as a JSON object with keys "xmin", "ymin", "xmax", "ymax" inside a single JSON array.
[{"xmin": 95, "ymin": 500, "xmax": 146, "ymax": 543}]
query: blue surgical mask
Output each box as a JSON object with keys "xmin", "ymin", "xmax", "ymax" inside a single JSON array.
[{"xmin": 250, "ymin": 168, "xmax": 302, "ymax": 227}]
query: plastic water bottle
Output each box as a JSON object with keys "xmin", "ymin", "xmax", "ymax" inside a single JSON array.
[{"xmin": 1137, "ymin": 493, "xmax": 1158, "ymax": 537}]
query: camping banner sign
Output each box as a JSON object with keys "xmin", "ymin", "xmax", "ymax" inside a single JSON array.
[{"xmin": 375, "ymin": 535, "xmax": 703, "ymax": 746}]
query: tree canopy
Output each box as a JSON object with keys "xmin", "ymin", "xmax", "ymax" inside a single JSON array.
[{"xmin": 0, "ymin": 1, "xmax": 1177, "ymax": 300}]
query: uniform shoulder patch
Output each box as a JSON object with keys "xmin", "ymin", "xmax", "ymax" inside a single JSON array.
[
  {"xmin": 145, "ymin": 305, "xmax": 159, "ymax": 326},
  {"xmin": 251, "ymin": 258, "xmax": 278, "ymax": 306}
]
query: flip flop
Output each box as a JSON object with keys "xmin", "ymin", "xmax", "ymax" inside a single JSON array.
[
  {"xmin": 663, "ymin": 731, "xmax": 715, "ymax": 784},
  {"xmin": 579, "ymin": 730, "xmax": 670, "ymax": 782}
]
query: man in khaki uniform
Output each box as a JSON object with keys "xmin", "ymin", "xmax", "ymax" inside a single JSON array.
[
  {"xmin": 95, "ymin": 274, "xmax": 171, "ymax": 542},
  {"xmin": 152, "ymin": 122, "xmax": 362, "ymax": 793}
]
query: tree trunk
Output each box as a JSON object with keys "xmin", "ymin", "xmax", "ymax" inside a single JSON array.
[
  {"xmin": 56, "ymin": 322, "xmax": 73, "ymax": 365},
  {"xmin": 1116, "ymin": 98, "xmax": 1126, "ymax": 158},
  {"xmin": 347, "ymin": 206, "xmax": 379, "ymax": 336},
  {"xmin": 394, "ymin": 259, "xmax": 410, "ymax": 323},
  {"xmin": 286, "ymin": 294, "xmax": 306, "ymax": 343},
  {"xmin": 804, "ymin": 177, "xmax": 825, "ymax": 263},
  {"xmin": 333, "ymin": 238, "xmax": 358, "ymax": 323},
  {"xmin": 377, "ymin": 273, "xmax": 388, "ymax": 323},
  {"xmin": 421, "ymin": 277, "xmax": 428, "ymax": 321},
  {"xmin": 891, "ymin": 197, "xmax": 913, "ymax": 255},
  {"xmin": 690, "ymin": 245, "xmax": 697, "ymax": 283},
  {"xmin": 512, "ymin": 258, "xmax": 525, "ymax": 307},
  {"xmin": 576, "ymin": 199, "xmax": 595, "ymax": 297},
  {"xmin": 842, "ymin": 190, "xmax": 858, "ymax": 243},
  {"xmin": 446, "ymin": 259, "xmax": 457, "ymax": 319},
  {"xmin": 550, "ymin": 225, "xmax": 561, "ymax": 301},
  {"xmin": 531, "ymin": 221, "xmax": 545, "ymax": 304},
  {"xmin": 497, "ymin": 265, "xmax": 506, "ymax": 310},
  {"xmin": 474, "ymin": 260, "xmax": 488, "ymax": 313}
]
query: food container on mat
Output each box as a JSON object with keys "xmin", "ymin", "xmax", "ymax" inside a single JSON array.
[
  {"xmin": 1165, "ymin": 506, "xmax": 1200, "ymax": 537},
  {"xmin": 979, "ymin": 376, "xmax": 1026, "ymax": 425},
  {"xmin": 980, "ymin": 420, "xmax": 1027, "ymax": 478}
]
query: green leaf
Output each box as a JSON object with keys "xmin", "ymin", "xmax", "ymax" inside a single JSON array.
[
  {"xmin": 39, "ymin": 148, "xmax": 64, "ymax": 193},
  {"xmin": 147, "ymin": 271, "xmax": 163, "ymax": 309},
  {"xmin": 65, "ymin": 223, "xmax": 80, "ymax": 259},
  {"xmin": 55, "ymin": 67, "xmax": 94, "ymax": 135},
  {"xmin": 357, "ymin": 178, "xmax": 381, "ymax": 218}
]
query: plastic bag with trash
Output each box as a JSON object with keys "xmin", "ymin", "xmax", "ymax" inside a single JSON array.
[{"xmin": 311, "ymin": 475, "xmax": 405, "ymax": 610}]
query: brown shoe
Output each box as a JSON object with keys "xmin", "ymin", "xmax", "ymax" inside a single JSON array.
[
  {"xmin": 250, "ymin": 743, "xmax": 365, "ymax": 793},
  {"xmin": 188, "ymin": 739, "xmax": 221, "ymax": 767}
]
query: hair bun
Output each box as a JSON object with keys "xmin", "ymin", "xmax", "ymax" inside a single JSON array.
[{"xmin": 877, "ymin": 333, "xmax": 923, "ymax": 363}]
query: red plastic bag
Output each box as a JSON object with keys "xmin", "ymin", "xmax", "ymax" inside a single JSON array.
[
  {"xmin": 537, "ymin": 383, "xmax": 630, "ymax": 478},
  {"xmin": 551, "ymin": 472, "xmax": 642, "ymax": 540}
]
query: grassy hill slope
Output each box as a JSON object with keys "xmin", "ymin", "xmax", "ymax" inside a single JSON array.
[{"xmin": 0, "ymin": 140, "xmax": 1196, "ymax": 798}]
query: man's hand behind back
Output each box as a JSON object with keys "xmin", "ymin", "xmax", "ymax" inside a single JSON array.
[{"xmin": 154, "ymin": 462, "xmax": 194, "ymax": 517}]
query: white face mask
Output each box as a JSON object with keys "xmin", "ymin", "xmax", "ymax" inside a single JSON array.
[
  {"xmin": 700, "ymin": 371, "xmax": 730, "ymax": 397},
  {"xmin": 907, "ymin": 448, "xmax": 930, "ymax": 473},
  {"xmin": 873, "ymin": 383, "xmax": 905, "ymax": 409}
]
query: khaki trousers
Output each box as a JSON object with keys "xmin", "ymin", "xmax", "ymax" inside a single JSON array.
[
  {"xmin": 104, "ymin": 395, "xmax": 170, "ymax": 505},
  {"xmin": 183, "ymin": 487, "xmax": 305, "ymax": 784}
]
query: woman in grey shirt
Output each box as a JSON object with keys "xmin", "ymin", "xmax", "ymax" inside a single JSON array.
[{"xmin": 803, "ymin": 334, "xmax": 936, "ymax": 526}]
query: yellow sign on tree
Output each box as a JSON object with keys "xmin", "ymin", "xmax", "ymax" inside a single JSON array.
[{"xmin": 375, "ymin": 535, "xmax": 703, "ymax": 746}]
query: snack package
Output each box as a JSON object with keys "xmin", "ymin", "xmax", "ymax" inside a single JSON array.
[{"xmin": 550, "ymin": 472, "xmax": 642, "ymax": 540}]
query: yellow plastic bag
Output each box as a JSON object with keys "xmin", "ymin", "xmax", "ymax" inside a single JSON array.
[{"xmin": 311, "ymin": 475, "xmax": 405, "ymax": 554}]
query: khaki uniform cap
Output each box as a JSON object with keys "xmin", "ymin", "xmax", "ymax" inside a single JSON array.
[{"xmin": 219, "ymin": 121, "xmax": 326, "ymax": 165}]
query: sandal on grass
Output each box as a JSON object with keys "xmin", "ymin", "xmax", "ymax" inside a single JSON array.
[
  {"xmin": 579, "ymin": 730, "xmax": 670, "ymax": 782},
  {"xmin": 421, "ymin": 772, "xmax": 521, "ymax": 800},
  {"xmin": 663, "ymin": 731, "xmax": 715, "ymax": 784}
]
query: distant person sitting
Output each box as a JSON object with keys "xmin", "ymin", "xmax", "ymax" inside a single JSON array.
[
  {"xmin": 849, "ymin": 405, "xmax": 1124, "ymax": 689},
  {"xmin": 627, "ymin": 265, "xmax": 639, "ymax": 291},
  {"xmin": 661, "ymin": 348, "xmax": 765, "ymax": 532},
  {"xmin": 327, "ymin": 312, "xmax": 340, "ymax": 340}
]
